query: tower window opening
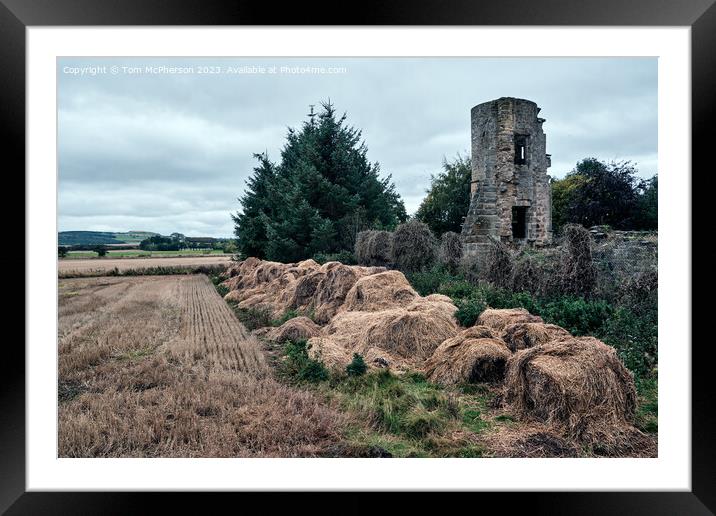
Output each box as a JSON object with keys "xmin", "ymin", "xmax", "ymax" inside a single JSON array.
[
  {"xmin": 512, "ymin": 206, "xmax": 528, "ymax": 239},
  {"xmin": 514, "ymin": 135, "xmax": 528, "ymax": 165}
]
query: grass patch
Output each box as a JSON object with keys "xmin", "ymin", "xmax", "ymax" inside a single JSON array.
[
  {"xmin": 635, "ymin": 376, "xmax": 658, "ymax": 434},
  {"xmin": 272, "ymin": 355, "xmax": 500, "ymax": 457}
]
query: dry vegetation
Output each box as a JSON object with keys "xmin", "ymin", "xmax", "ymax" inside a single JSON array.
[
  {"xmin": 58, "ymin": 275, "xmax": 344, "ymax": 457},
  {"xmin": 58, "ymin": 255, "xmax": 233, "ymax": 275}
]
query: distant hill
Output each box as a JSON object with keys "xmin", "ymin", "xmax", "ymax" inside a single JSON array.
[{"xmin": 59, "ymin": 230, "xmax": 160, "ymax": 246}]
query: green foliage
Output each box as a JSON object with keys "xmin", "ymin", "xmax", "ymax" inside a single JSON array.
[
  {"xmin": 391, "ymin": 219, "xmax": 438, "ymax": 272},
  {"xmin": 346, "ymin": 353, "xmax": 368, "ymax": 377},
  {"xmin": 635, "ymin": 175, "xmax": 658, "ymax": 230},
  {"xmin": 93, "ymin": 245, "xmax": 107, "ymax": 257},
  {"xmin": 405, "ymin": 265, "xmax": 461, "ymax": 296},
  {"xmin": 234, "ymin": 102, "xmax": 407, "ymax": 262},
  {"xmin": 551, "ymin": 158, "xmax": 657, "ymax": 231},
  {"xmin": 231, "ymin": 306, "xmax": 274, "ymax": 331},
  {"xmin": 454, "ymin": 297, "xmax": 487, "ymax": 327},
  {"xmin": 415, "ymin": 154, "xmax": 472, "ymax": 236},
  {"xmin": 602, "ymin": 306, "xmax": 657, "ymax": 376},
  {"xmin": 635, "ymin": 376, "xmax": 658, "ymax": 433},
  {"xmin": 334, "ymin": 370, "xmax": 455, "ymax": 438},
  {"xmin": 58, "ymin": 246, "xmax": 68, "ymax": 258},
  {"xmin": 273, "ymin": 309, "xmax": 300, "ymax": 327},
  {"xmin": 539, "ymin": 297, "xmax": 614, "ymax": 336},
  {"xmin": 279, "ymin": 340, "xmax": 329, "ymax": 383},
  {"xmin": 139, "ymin": 235, "xmax": 182, "ymax": 251}
]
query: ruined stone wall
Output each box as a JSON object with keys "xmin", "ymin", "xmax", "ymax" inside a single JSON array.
[{"xmin": 462, "ymin": 97, "xmax": 552, "ymax": 262}]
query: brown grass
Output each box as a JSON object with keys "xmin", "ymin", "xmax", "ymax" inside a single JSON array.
[
  {"xmin": 58, "ymin": 255, "xmax": 233, "ymax": 274},
  {"xmin": 58, "ymin": 275, "xmax": 345, "ymax": 457},
  {"xmin": 478, "ymin": 422, "xmax": 581, "ymax": 458}
]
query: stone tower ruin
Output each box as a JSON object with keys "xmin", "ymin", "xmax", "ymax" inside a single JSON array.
[{"xmin": 461, "ymin": 97, "xmax": 553, "ymax": 259}]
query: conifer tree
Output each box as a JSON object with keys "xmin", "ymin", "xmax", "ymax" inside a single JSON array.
[{"xmin": 234, "ymin": 102, "xmax": 407, "ymax": 261}]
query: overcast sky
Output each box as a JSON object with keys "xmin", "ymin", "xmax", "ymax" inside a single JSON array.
[{"xmin": 58, "ymin": 57, "xmax": 657, "ymax": 237}]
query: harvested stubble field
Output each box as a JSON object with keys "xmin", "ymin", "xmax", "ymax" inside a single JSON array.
[
  {"xmin": 58, "ymin": 275, "xmax": 344, "ymax": 457},
  {"xmin": 58, "ymin": 255, "xmax": 233, "ymax": 275}
]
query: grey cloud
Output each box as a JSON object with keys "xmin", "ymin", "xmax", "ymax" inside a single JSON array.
[{"xmin": 59, "ymin": 57, "xmax": 657, "ymax": 236}]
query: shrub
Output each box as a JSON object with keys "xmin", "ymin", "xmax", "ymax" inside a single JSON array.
[
  {"xmin": 438, "ymin": 231, "xmax": 463, "ymax": 273},
  {"xmin": 437, "ymin": 280, "xmax": 476, "ymax": 299},
  {"xmin": 391, "ymin": 219, "xmax": 437, "ymax": 272},
  {"xmin": 602, "ymin": 306, "xmax": 657, "ymax": 377},
  {"xmin": 280, "ymin": 339, "xmax": 329, "ymax": 383},
  {"xmin": 406, "ymin": 265, "xmax": 461, "ymax": 296},
  {"xmin": 355, "ymin": 230, "xmax": 393, "ymax": 266},
  {"xmin": 454, "ymin": 297, "xmax": 487, "ymax": 327},
  {"xmin": 540, "ymin": 297, "xmax": 613, "ymax": 336},
  {"xmin": 346, "ymin": 353, "xmax": 368, "ymax": 376},
  {"xmin": 58, "ymin": 246, "xmax": 68, "ymax": 258},
  {"xmin": 233, "ymin": 306, "xmax": 274, "ymax": 331},
  {"xmin": 93, "ymin": 245, "xmax": 107, "ymax": 257}
]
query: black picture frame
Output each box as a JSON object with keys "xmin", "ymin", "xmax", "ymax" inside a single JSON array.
[{"xmin": 3, "ymin": 1, "xmax": 713, "ymax": 513}]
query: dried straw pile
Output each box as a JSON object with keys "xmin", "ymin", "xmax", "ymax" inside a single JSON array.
[
  {"xmin": 266, "ymin": 317, "xmax": 321, "ymax": 344},
  {"xmin": 221, "ymin": 258, "xmax": 385, "ymax": 321},
  {"xmin": 424, "ymin": 326, "xmax": 512, "ymax": 385},
  {"xmin": 477, "ymin": 308, "xmax": 543, "ymax": 332},
  {"xmin": 503, "ymin": 336, "xmax": 641, "ymax": 449},
  {"xmin": 341, "ymin": 271, "xmax": 418, "ymax": 312},
  {"xmin": 501, "ymin": 322, "xmax": 571, "ymax": 352},
  {"xmin": 307, "ymin": 295, "xmax": 458, "ymax": 371}
]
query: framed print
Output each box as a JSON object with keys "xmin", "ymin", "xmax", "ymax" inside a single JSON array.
[{"xmin": 3, "ymin": 0, "xmax": 714, "ymax": 512}]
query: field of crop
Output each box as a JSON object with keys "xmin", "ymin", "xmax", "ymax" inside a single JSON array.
[
  {"xmin": 58, "ymin": 275, "xmax": 343, "ymax": 457},
  {"xmin": 58, "ymin": 255, "xmax": 233, "ymax": 275},
  {"xmin": 64, "ymin": 249, "xmax": 229, "ymax": 259}
]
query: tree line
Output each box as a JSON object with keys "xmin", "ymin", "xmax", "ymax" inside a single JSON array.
[{"xmin": 234, "ymin": 101, "xmax": 657, "ymax": 263}]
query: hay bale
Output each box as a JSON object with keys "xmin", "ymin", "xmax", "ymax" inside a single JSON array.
[
  {"xmin": 391, "ymin": 219, "xmax": 437, "ymax": 272},
  {"xmin": 503, "ymin": 337, "xmax": 639, "ymax": 446},
  {"xmin": 477, "ymin": 308, "xmax": 543, "ymax": 332},
  {"xmin": 425, "ymin": 326, "xmax": 511, "ymax": 385},
  {"xmin": 312, "ymin": 264, "xmax": 364, "ymax": 324},
  {"xmin": 287, "ymin": 270, "xmax": 327, "ymax": 311},
  {"xmin": 268, "ymin": 317, "xmax": 321, "ymax": 343},
  {"xmin": 342, "ymin": 271, "xmax": 418, "ymax": 312},
  {"xmin": 501, "ymin": 322, "xmax": 571, "ymax": 352},
  {"xmin": 355, "ymin": 230, "xmax": 393, "ymax": 266},
  {"xmin": 323, "ymin": 296, "xmax": 458, "ymax": 362},
  {"xmin": 438, "ymin": 231, "xmax": 463, "ymax": 272}
]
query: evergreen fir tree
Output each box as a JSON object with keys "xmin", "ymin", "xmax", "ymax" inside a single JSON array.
[{"xmin": 234, "ymin": 101, "xmax": 407, "ymax": 262}]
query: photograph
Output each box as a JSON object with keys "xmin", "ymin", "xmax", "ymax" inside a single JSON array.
[{"xmin": 56, "ymin": 56, "xmax": 659, "ymax": 459}]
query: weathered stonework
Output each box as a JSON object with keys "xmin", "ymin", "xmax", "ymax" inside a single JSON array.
[{"xmin": 462, "ymin": 97, "xmax": 553, "ymax": 260}]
